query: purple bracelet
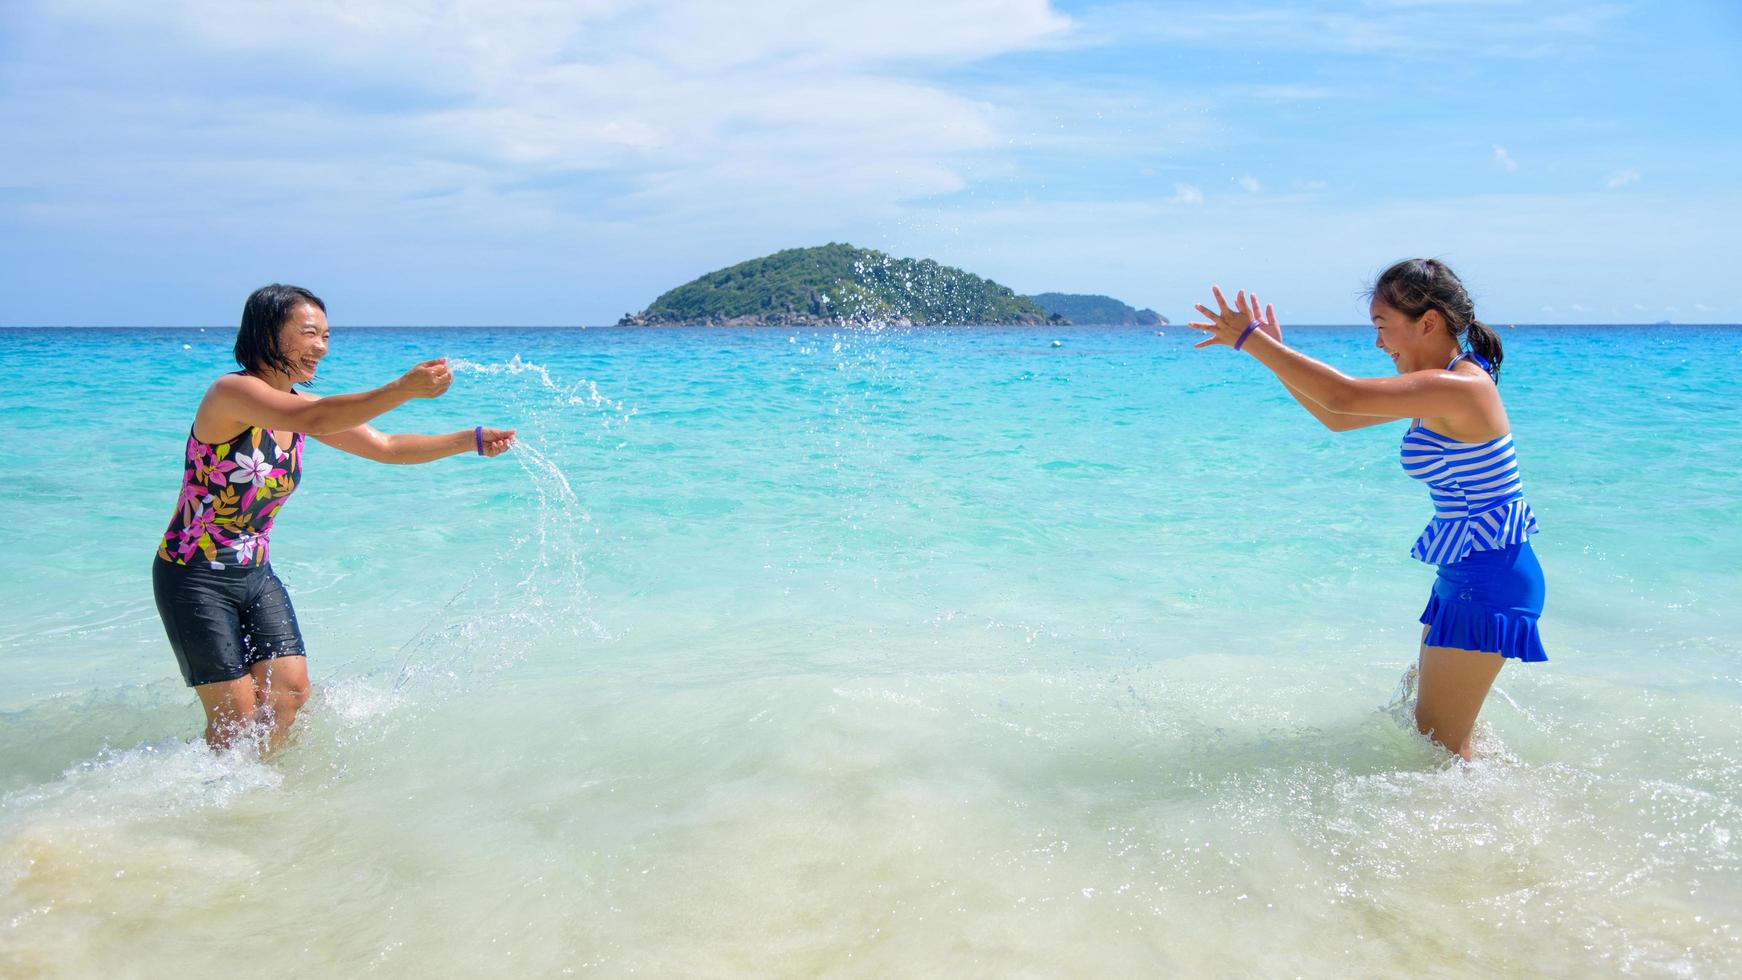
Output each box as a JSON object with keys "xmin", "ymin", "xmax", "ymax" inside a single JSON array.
[
  {"xmin": 474, "ymin": 425, "xmax": 484, "ymax": 455},
  {"xmin": 1233, "ymin": 320, "xmax": 1261, "ymax": 351}
]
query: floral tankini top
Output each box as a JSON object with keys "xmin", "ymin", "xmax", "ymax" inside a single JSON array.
[{"xmin": 159, "ymin": 425, "xmax": 303, "ymax": 569}]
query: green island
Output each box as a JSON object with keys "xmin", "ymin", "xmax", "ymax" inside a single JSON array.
[
  {"xmin": 1029, "ymin": 292, "xmax": 1168, "ymax": 326},
  {"xmin": 618, "ymin": 243, "xmax": 1158, "ymax": 327}
]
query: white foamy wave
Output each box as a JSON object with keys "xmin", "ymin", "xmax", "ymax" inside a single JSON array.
[
  {"xmin": 1, "ymin": 737, "xmax": 281, "ymax": 830},
  {"xmin": 0, "ymin": 739, "xmax": 277, "ymax": 973},
  {"xmin": 319, "ymin": 676, "xmax": 405, "ymax": 726}
]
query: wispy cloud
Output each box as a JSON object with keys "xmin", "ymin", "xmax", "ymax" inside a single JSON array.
[
  {"xmin": 1237, "ymin": 176, "xmax": 1262, "ymax": 193},
  {"xmin": 1070, "ymin": 1, "xmax": 1628, "ymax": 59},
  {"xmin": 1606, "ymin": 169, "xmax": 1641, "ymax": 189},
  {"xmin": 1493, "ymin": 145, "xmax": 1518, "ymax": 172},
  {"xmin": 9, "ymin": 0, "xmax": 1072, "ymax": 228},
  {"xmin": 1170, "ymin": 184, "xmax": 1205, "ymax": 205}
]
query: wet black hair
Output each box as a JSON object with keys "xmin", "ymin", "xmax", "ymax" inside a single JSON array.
[
  {"xmin": 1369, "ymin": 259, "xmax": 1503, "ymax": 383},
  {"xmin": 234, "ymin": 284, "xmax": 325, "ymax": 383}
]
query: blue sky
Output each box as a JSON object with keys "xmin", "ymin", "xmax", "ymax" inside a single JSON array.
[{"xmin": 2, "ymin": 0, "xmax": 1737, "ymax": 325}]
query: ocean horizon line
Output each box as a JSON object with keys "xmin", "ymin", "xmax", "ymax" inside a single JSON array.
[{"xmin": 5, "ymin": 321, "xmax": 1739, "ymax": 331}]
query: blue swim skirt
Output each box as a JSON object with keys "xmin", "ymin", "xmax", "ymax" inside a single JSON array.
[{"xmin": 1418, "ymin": 540, "xmax": 1547, "ymax": 662}]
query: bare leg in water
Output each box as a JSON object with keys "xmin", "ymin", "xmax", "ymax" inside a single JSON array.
[
  {"xmin": 193, "ymin": 656, "xmax": 311, "ymax": 755},
  {"xmin": 1414, "ymin": 626, "xmax": 1505, "ymax": 761}
]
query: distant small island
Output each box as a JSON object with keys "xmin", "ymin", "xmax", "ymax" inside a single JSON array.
[
  {"xmin": 617, "ymin": 243, "xmax": 1171, "ymax": 328},
  {"xmin": 1029, "ymin": 292, "xmax": 1168, "ymax": 326},
  {"xmin": 619, "ymin": 243, "xmax": 1064, "ymax": 327}
]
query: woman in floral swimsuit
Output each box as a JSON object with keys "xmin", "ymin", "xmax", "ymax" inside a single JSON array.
[{"xmin": 154, "ymin": 284, "xmax": 516, "ymax": 753}]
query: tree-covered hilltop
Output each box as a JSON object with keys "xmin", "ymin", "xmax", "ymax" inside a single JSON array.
[
  {"xmin": 618, "ymin": 243, "xmax": 1063, "ymax": 326},
  {"xmin": 1029, "ymin": 292, "xmax": 1168, "ymax": 326}
]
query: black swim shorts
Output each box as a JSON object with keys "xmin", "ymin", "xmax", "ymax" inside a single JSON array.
[{"xmin": 151, "ymin": 557, "xmax": 307, "ymax": 687}]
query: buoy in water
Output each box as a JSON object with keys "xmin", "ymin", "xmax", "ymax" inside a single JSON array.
[
  {"xmin": 1051, "ymin": 339, "xmax": 1062, "ymax": 348},
  {"xmin": 182, "ymin": 343, "xmax": 192, "ymax": 350}
]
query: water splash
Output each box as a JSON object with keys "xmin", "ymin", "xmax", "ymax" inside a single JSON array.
[
  {"xmin": 1383, "ymin": 662, "xmax": 1418, "ymax": 725},
  {"xmin": 384, "ymin": 355, "xmax": 621, "ymax": 694}
]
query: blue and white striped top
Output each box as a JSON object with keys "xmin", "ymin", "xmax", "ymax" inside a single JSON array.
[{"xmin": 1400, "ymin": 352, "xmax": 1539, "ymax": 565}]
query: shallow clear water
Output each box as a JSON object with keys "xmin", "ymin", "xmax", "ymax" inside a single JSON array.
[{"xmin": 2, "ymin": 324, "xmax": 1739, "ymax": 975}]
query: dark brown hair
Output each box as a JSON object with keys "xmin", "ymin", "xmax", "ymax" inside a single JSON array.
[
  {"xmin": 1369, "ymin": 259, "xmax": 1502, "ymax": 382},
  {"xmin": 234, "ymin": 284, "xmax": 324, "ymax": 384}
]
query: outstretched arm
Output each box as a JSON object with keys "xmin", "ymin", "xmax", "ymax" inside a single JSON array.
[
  {"xmin": 198, "ymin": 358, "xmax": 453, "ymax": 436},
  {"xmin": 1252, "ymin": 301, "xmax": 1402, "ymax": 432},
  {"xmin": 1279, "ymin": 380, "xmax": 1402, "ymax": 431},
  {"xmin": 1191, "ymin": 288, "xmax": 1491, "ymax": 419},
  {"xmin": 313, "ymin": 423, "xmax": 516, "ymax": 463}
]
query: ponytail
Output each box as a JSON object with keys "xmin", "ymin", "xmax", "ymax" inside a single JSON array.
[
  {"xmin": 1370, "ymin": 258, "xmax": 1506, "ymax": 384},
  {"xmin": 1466, "ymin": 320, "xmax": 1503, "ymax": 383}
]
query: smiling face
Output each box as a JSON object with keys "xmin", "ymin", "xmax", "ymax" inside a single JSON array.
[
  {"xmin": 278, "ymin": 302, "xmax": 329, "ymax": 384},
  {"xmin": 1370, "ymin": 298, "xmax": 1439, "ymax": 374}
]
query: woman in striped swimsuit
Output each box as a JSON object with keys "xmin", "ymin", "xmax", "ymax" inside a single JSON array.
[{"xmin": 1188, "ymin": 259, "xmax": 1544, "ymax": 760}]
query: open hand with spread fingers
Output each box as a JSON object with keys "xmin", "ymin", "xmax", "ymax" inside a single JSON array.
[{"xmin": 1188, "ymin": 286, "xmax": 1277, "ymax": 351}]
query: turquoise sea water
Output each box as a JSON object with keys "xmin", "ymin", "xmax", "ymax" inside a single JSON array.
[{"xmin": 2, "ymin": 324, "xmax": 1739, "ymax": 975}]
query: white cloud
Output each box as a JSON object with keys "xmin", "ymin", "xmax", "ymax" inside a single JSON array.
[
  {"xmin": 50, "ymin": 0, "xmax": 1070, "ymax": 78},
  {"xmin": 1237, "ymin": 175, "xmax": 1262, "ymax": 193},
  {"xmin": 1493, "ymin": 145, "xmax": 1518, "ymax": 172},
  {"xmin": 1070, "ymin": 1, "xmax": 1627, "ymax": 59},
  {"xmin": 14, "ymin": 0, "xmax": 1070, "ymax": 225},
  {"xmin": 638, "ymin": 0, "xmax": 1072, "ymax": 70},
  {"xmin": 1606, "ymin": 169, "xmax": 1641, "ymax": 189},
  {"xmin": 0, "ymin": 0, "xmax": 1091, "ymax": 323},
  {"xmin": 1170, "ymin": 183, "xmax": 1205, "ymax": 205}
]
